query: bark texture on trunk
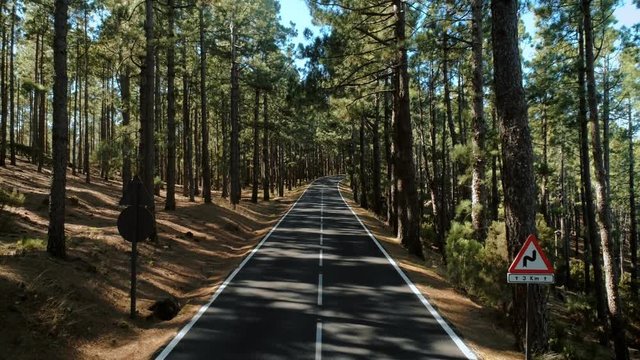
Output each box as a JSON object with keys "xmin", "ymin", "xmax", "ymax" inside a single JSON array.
[
  {"xmin": 252, "ymin": 88, "xmax": 260, "ymax": 203},
  {"xmin": 629, "ymin": 99, "xmax": 638, "ymax": 299},
  {"xmin": 1, "ymin": 23, "xmax": 7, "ymax": 167},
  {"xmin": 578, "ymin": 22, "xmax": 606, "ymax": 320},
  {"xmin": 393, "ymin": 0, "xmax": 422, "ymax": 258},
  {"xmin": 200, "ymin": 6, "xmax": 212, "ymax": 204},
  {"xmin": 582, "ymin": 1, "xmax": 629, "ymax": 357},
  {"xmin": 120, "ymin": 66, "xmax": 132, "ymax": 193},
  {"xmin": 372, "ymin": 93, "xmax": 382, "ymax": 215},
  {"xmin": 471, "ymin": 0, "xmax": 486, "ymax": 241},
  {"xmin": 83, "ymin": 9, "xmax": 90, "ymax": 183},
  {"xmin": 165, "ymin": 0, "xmax": 177, "ymax": 210},
  {"xmin": 9, "ymin": 4, "xmax": 16, "ymax": 165},
  {"xmin": 48, "ymin": 0, "xmax": 69, "ymax": 258},
  {"xmin": 262, "ymin": 92, "xmax": 270, "ymax": 201},
  {"xmin": 359, "ymin": 116, "xmax": 368, "ymax": 209},
  {"xmin": 230, "ymin": 21, "xmax": 241, "ymax": 206},
  {"xmin": 490, "ymin": 0, "xmax": 548, "ymax": 352}
]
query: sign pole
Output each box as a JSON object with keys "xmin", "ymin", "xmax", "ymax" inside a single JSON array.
[
  {"xmin": 130, "ymin": 181, "xmax": 139, "ymax": 319},
  {"xmin": 525, "ymin": 283, "xmax": 530, "ymax": 360},
  {"xmin": 118, "ymin": 175, "xmax": 154, "ymax": 320}
]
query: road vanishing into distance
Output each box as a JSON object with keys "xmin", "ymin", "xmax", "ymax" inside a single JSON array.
[{"xmin": 154, "ymin": 176, "xmax": 477, "ymax": 360}]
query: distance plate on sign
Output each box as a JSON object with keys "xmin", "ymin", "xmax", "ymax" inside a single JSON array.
[{"xmin": 507, "ymin": 273, "xmax": 555, "ymax": 284}]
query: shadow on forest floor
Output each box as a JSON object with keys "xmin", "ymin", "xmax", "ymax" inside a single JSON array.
[{"xmin": 0, "ymin": 158, "xmax": 302, "ymax": 360}]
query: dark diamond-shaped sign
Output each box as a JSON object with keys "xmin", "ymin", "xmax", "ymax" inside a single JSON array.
[{"xmin": 119, "ymin": 175, "xmax": 154, "ymax": 207}]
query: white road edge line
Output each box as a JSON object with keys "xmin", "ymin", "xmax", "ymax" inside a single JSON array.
[
  {"xmin": 315, "ymin": 320, "xmax": 323, "ymax": 360},
  {"xmin": 155, "ymin": 182, "xmax": 316, "ymax": 360},
  {"xmin": 317, "ymin": 274, "xmax": 323, "ymax": 306},
  {"xmin": 337, "ymin": 181, "xmax": 478, "ymax": 360}
]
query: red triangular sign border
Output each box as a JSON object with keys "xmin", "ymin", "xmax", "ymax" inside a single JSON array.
[{"xmin": 508, "ymin": 234, "xmax": 554, "ymax": 274}]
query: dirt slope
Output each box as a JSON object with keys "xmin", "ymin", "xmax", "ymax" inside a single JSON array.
[{"xmin": 0, "ymin": 160, "xmax": 303, "ymax": 360}]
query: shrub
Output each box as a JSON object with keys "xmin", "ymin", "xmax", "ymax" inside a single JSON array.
[
  {"xmin": 0, "ymin": 188, "xmax": 25, "ymax": 231},
  {"xmin": 17, "ymin": 237, "xmax": 46, "ymax": 251},
  {"xmin": 453, "ymin": 200, "xmax": 472, "ymax": 223},
  {"xmin": 569, "ymin": 259, "xmax": 585, "ymax": 288},
  {"xmin": 420, "ymin": 222, "xmax": 437, "ymax": 249},
  {"xmin": 479, "ymin": 221, "xmax": 510, "ymax": 308},
  {"xmin": 445, "ymin": 221, "xmax": 510, "ymax": 308},
  {"xmin": 445, "ymin": 221, "xmax": 482, "ymax": 291},
  {"xmin": 536, "ymin": 213, "xmax": 555, "ymax": 262},
  {"xmin": 0, "ymin": 187, "xmax": 25, "ymax": 211}
]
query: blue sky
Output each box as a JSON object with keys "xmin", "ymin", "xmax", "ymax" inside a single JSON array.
[
  {"xmin": 279, "ymin": 0, "xmax": 317, "ymax": 49},
  {"xmin": 279, "ymin": 0, "xmax": 640, "ymax": 54}
]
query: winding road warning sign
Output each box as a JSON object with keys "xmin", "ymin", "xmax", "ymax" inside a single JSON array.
[{"xmin": 507, "ymin": 234, "xmax": 554, "ymax": 284}]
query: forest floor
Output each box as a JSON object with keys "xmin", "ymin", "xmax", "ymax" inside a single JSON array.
[
  {"xmin": 0, "ymin": 159, "xmax": 303, "ymax": 360},
  {"xmin": 337, "ymin": 183, "xmax": 522, "ymax": 360}
]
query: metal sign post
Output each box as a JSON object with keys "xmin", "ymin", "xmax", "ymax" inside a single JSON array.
[
  {"xmin": 525, "ymin": 283, "xmax": 530, "ymax": 360},
  {"xmin": 131, "ymin": 180, "xmax": 140, "ymax": 319},
  {"xmin": 507, "ymin": 234, "xmax": 554, "ymax": 360},
  {"xmin": 118, "ymin": 176, "xmax": 154, "ymax": 319}
]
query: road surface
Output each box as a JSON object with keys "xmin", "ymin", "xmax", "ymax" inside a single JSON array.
[{"xmin": 155, "ymin": 176, "xmax": 476, "ymax": 360}]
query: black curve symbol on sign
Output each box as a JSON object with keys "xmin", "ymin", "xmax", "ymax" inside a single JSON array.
[{"xmin": 523, "ymin": 250, "xmax": 537, "ymax": 267}]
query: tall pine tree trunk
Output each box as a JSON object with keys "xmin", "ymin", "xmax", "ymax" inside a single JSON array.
[
  {"xmin": 229, "ymin": 21, "xmax": 241, "ymax": 206},
  {"xmin": 37, "ymin": 40, "xmax": 45, "ymax": 173},
  {"xmin": 262, "ymin": 92, "xmax": 270, "ymax": 201},
  {"xmin": 491, "ymin": 0, "xmax": 548, "ymax": 352},
  {"xmin": 471, "ymin": 0, "xmax": 487, "ymax": 241},
  {"xmin": 120, "ymin": 65, "xmax": 131, "ymax": 193},
  {"xmin": 47, "ymin": 0, "xmax": 69, "ymax": 258},
  {"xmin": 71, "ymin": 42, "xmax": 79, "ymax": 175},
  {"xmin": 199, "ymin": 6, "xmax": 212, "ymax": 203},
  {"xmin": 628, "ymin": 98, "xmax": 638, "ymax": 299},
  {"xmin": 578, "ymin": 23, "xmax": 605, "ymax": 310},
  {"xmin": 8, "ymin": 5, "xmax": 15, "ymax": 165},
  {"xmin": 393, "ymin": 0, "xmax": 422, "ymax": 258},
  {"xmin": 582, "ymin": 2, "xmax": 629, "ymax": 357},
  {"xmin": 541, "ymin": 106, "xmax": 550, "ymax": 224},
  {"xmin": 183, "ymin": 43, "xmax": 194, "ymax": 202},
  {"xmin": 251, "ymin": 88, "xmax": 260, "ymax": 203},
  {"xmin": 165, "ymin": 0, "xmax": 177, "ymax": 211},
  {"xmin": 31, "ymin": 33, "xmax": 39, "ymax": 164},
  {"xmin": 139, "ymin": 0, "xmax": 155, "ymax": 209},
  {"xmin": 8, "ymin": 4, "xmax": 14, "ymax": 165},
  {"xmin": 83, "ymin": 8, "xmax": 90, "ymax": 183},
  {"xmin": 359, "ymin": 116, "xmax": 368, "ymax": 209},
  {"xmin": 372, "ymin": 93, "xmax": 382, "ymax": 215},
  {"xmin": 1, "ymin": 24, "xmax": 7, "ymax": 167}
]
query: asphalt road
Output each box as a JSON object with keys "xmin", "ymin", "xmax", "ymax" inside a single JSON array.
[{"xmin": 155, "ymin": 176, "xmax": 476, "ymax": 360}]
